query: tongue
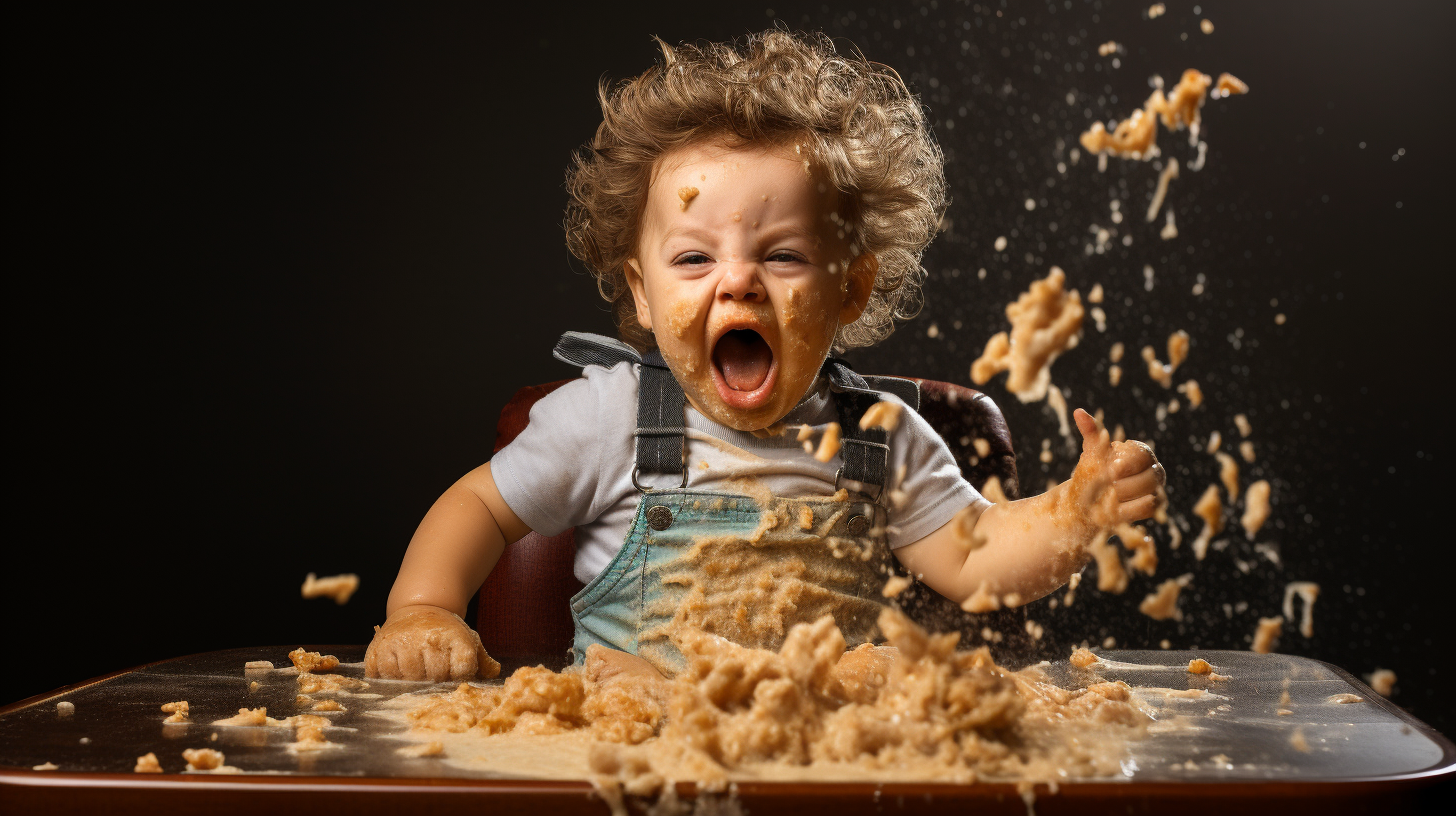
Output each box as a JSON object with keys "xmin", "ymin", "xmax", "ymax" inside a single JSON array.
[{"xmin": 714, "ymin": 330, "xmax": 773, "ymax": 391}]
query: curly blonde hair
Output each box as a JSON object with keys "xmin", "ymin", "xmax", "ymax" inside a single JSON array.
[{"xmin": 564, "ymin": 29, "xmax": 947, "ymax": 352}]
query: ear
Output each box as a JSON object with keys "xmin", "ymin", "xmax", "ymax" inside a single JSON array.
[
  {"xmin": 837, "ymin": 253, "xmax": 878, "ymax": 326},
  {"xmin": 624, "ymin": 259, "xmax": 653, "ymax": 331}
]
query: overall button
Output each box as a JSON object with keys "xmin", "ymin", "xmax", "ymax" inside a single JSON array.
[
  {"xmin": 646, "ymin": 505, "xmax": 674, "ymax": 531},
  {"xmin": 846, "ymin": 514, "xmax": 868, "ymax": 535}
]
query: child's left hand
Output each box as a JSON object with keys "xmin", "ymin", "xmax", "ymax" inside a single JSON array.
[{"xmin": 1069, "ymin": 408, "xmax": 1166, "ymax": 526}]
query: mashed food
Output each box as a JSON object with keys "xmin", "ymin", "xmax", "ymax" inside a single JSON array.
[
  {"xmin": 301, "ymin": 573, "xmax": 359, "ymax": 605},
  {"xmin": 971, "ymin": 267, "xmax": 1084, "ymax": 403},
  {"xmin": 404, "ymin": 610, "xmax": 1148, "ymax": 791}
]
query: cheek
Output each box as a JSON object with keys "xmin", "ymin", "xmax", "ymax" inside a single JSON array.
[{"xmin": 660, "ymin": 297, "xmax": 708, "ymax": 375}]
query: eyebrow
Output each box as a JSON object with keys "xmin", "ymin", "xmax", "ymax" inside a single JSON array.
[{"xmin": 657, "ymin": 223, "xmax": 821, "ymax": 247}]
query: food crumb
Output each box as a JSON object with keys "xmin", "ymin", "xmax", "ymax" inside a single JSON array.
[
  {"xmin": 1367, "ymin": 669, "xmax": 1397, "ymax": 697},
  {"xmin": 1191, "ymin": 484, "xmax": 1224, "ymax": 560},
  {"xmin": 32, "ymin": 762, "xmax": 58, "ymax": 771},
  {"xmin": 1200, "ymin": 19, "xmax": 1215, "ymax": 35},
  {"xmin": 1213, "ymin": 73, "xmax": 1249, "ymax": 99},
  {"xmin": 1282, "ymin": 582, "xmax": 1320, "ymax": 638},
  {"xmin": 244, "ymin": 661, "xmax": 274, "ymax": 671},
  {"xmin": 1253, "ymin": 617, "xmax": 1283, "ymax": 654},
  {"xmin": 161, "ymin": 701, "xmax": 190, "ymax": 724},
  {"xmin": 182, "ymin": 748, "xmax": 225, "ymax": 771},
  {"xmin": 1274, "ymin": 313, "xmax": 1286, "ymax": 325},
  {"xmin": 677, "ymin": 186, "xmax": 699, "ymax": 210},
  {"xmin": 1097, "ymin": 41, "xmax": 1119, "ymax": 57},
  {"xmin": 1179, "ymin": 379, "xmax": 1203, "ymax": 408},
  {"xmin": 1239, "ymin": 440, "xmax": 1255, "ymax": 463},
  {"xmin": 970, "ymin": 266, "xmax": 1084, "ymax": 403},
  {"xmin": 1277, "ymin": 708, "xmax": 1293, "ymax": 717},
  {"xmin": 1187, "ymin": 658, "xmax": 1213, "ymax": 675},
  {"xmin": 813, "ymin": 422, "xmax": 842, "ymax": 462},
  {"xmin": 1139, "ymin": 574, "xmax": 1192, "ymax": 621},
  {"xmin": 1215, "ymin": 451, "xmax": 1239, "ymax": 500},
  {"xmin": 1070, "ymin": 647, "xmax": 1098, "ymax": 668},
  {"xmin": 1234, "ymin": 413, "xmax": 1252, "ymax": 438},
  {"xmin": 397, "ymin": 741, "xmax": 444, "ymax": 758},
  {"xmin": 1289, "ymin": 729, "xmax": 1310, "ymax": 753},
  {"xmin": 249, "ymin": 681, "xmax": 260, "ymax": 692},
  {"xmin": 134, "ymin": 753, "xmax": 163, "ymax": 773},
  {"xmin": 56, "ymin": 701, "xmax": 74, "ymax": 717},
  {"xmin": 1089, "ymin": 283, "xmax": 1104, "ymax": 303},
  {"xmin": 994, "ymin": 235, "xmax": 1008, "ymax": 251},
  {"xmin": 1148, "ymin": 3, "xmax": 1165, "ymax": 18},
  {"xmin": 858, "ymin": 401, "xmax": 903, "ymax": 432},
  {"xmin": 312, "ymin": 699, "xmax": 346, "ymax": 712},
  {"xmin": 289, "ymin": 649, "xmax": 341, "ymax": 673},
  {"xmin": 881, "ymin": 574, "xmax": 912, "ymax": 598},
  {"xmin": 1242, "ymin": 480, "xmax": 1271, "ymax": 539},
  {"xmin": 1207, "ymin": 430, "xmax": 1222, "ymax": 454},
  {"xmin": 1326, "ymin": 693, "xmax": 1364, "ymax": 704},
  {"xmin": 301, "ymin": 572, "xmax": 359, "ymax": 605}
]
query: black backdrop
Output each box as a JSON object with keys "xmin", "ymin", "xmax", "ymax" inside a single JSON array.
[{"xmin": 8, "ymin": 1, "xmax": 1454, "ymax": 739}]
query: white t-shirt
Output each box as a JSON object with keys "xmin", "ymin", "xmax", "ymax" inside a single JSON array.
[{"xmin": 491, "ymin": 361, "xmax": 987, "ymax": 584}]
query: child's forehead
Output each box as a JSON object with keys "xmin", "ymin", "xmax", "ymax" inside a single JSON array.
[{"xmin": 646, "ymin": 140, "xmax": 844, "ymax": 219}]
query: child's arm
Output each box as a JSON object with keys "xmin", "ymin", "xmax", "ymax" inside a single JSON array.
[
  {"xmin": 894, "ymin": 409, "xmax": 1163, "ymax": 607},
  {"xmin": 364, "ymin": 462, "xmax": 531, "ymax": 681}
]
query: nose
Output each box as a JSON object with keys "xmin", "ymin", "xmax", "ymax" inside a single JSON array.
[{"xmin": 717, "ymin": 262, "xmax": 767, "ymax": 303}]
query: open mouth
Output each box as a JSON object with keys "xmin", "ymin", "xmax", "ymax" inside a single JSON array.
[{"xmin": 710, "ymin": 328, "xmax": 778, "ymax": 409}]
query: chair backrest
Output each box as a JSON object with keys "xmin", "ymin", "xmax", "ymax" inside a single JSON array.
[{"xmin": 476, "ymin": 377, "xmax": 1024, "ymax": 669}]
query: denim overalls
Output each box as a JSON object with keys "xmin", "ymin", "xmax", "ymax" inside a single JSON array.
[{"xmin": 552, "ymin": 332, "xmax": 919, "ymax": 675}]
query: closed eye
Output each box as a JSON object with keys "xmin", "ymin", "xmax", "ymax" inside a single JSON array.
[{"xmin": 767, "ymin": 251, "xmax": 806, "ymax": 263}]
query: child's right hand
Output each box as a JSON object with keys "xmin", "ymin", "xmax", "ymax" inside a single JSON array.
[{"xmin": 364, "ymin": 605, "xmax": 501, "ymax": 681}]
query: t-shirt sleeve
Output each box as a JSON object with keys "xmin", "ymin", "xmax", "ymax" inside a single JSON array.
[
  {"xmin": 882, "ymin": 394, "xmax": 989, "ymax": 549},
  {"xmin": 490, "ymin": 363, "xmax": 637, "ymax": 536}
]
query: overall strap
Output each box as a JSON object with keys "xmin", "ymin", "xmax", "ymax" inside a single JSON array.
[
  {"xmin": 823, "ymin": 359, "xmax": 917, "ymax": 498},
  {"xmin": 551, "ymin": 332, "xmax": 687, "ymax": 487}
]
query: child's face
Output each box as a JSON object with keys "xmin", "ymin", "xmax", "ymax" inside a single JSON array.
[{"xmin": 625, "ymin": 141, "xmax": 875, "ymax": 432}]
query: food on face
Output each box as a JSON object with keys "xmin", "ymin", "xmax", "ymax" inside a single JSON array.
[
  {"xmin": 970, "ymin": 267, "xmax": 1084, "ymax": 402},
  {"xmin": 1190, "ymin": 485, "xmax": 1223, "ymax": 560},
  {"xmin": 301, "ymin": 573, "xmax": 359, "ymax": 605},
  {"xmin": 1366, "ymin": 669, "xmax": 1397, "ymax": 697},
  {"xmin": 677, "ymin": 186, "xmax": 699, "ymax": 210},
  {"xmin": 161, "ymin": 701, "xmax": 190, "ymax": 724},
  {"xmin": 134, "ymin": 753, "xmax": 162, "ymax": 773},
  {"xmin": 1282, "ymin": 582, "xmax": 1320, "ymax": 638},
  {"xmin": 1253, "ymin": 617, "xmax": 1283, "ymax": 654},
  {"xmin": 1242, "ymin": 480, "xmax": 1271, "ymax": 538}
]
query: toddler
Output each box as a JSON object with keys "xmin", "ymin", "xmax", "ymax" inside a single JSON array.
[{"xmin": 365, "ymin": 30, "xmax": 1163, "ymax": 682}]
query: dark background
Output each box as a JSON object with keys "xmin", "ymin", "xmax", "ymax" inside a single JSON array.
[{"xmin": 8, "ymin": 0, "xmax": 1454, "ymax": 741}]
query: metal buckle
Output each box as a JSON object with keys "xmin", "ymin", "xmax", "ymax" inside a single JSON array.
[{"xmin": 632, "ymin": 464, "xmax": 689, "ymax": 492}]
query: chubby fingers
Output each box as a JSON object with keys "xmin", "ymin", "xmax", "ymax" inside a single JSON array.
[
  {"xmin": 1114, "ymin": 464, "xmax": 1164, "ymax": 502},
  {"xmin": 1073, "ymin": 408, "xmax": 1105, "ymax": 449},
  {"xmin": 1112, "ymin": 440, "xmax": 1159, "ymax": 479}
]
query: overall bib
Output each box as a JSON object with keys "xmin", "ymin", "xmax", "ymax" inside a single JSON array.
[{"xmin": 552, "ymin": 332, "xmax": 919, "ymax": 675}]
